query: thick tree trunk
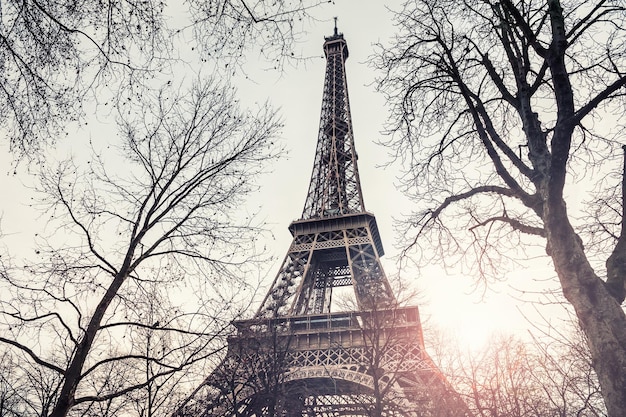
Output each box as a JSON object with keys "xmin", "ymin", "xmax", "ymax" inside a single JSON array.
[
  {"xmin": 540, "ymin": 2, "xmax": 626, "ymax": 414},
  {"xmin": 605, "ymin": 146, "xmax": 626, "ymax": 303},
  {"xmin": 545, "ymin": 202, "xmax": 626, "ymax": 417}
]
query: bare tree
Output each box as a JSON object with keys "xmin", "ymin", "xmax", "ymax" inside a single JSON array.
[
  {"xmin": 356, "ymin": 307, "xmax": 428, "ymax": 417},
  {"xmin": 0, "ymin": 77, "xmax": 282, "ymax": 417},
  {"xmin": 0, "ymin": 352, "xmax": 28, "ymax": 417},
  {"xmin": 0, "ymin": 350, "xmax": 63, "ymax": 417},
  {"xmin": 0, "ymin": 0, "xmax": 324, "ymax": 157},
  {"xmin": 373, "ymin": 1, "xmax": 626, "ymax": 414},
  {"xmin": 221, "ymin": 322, "xmax": 293, "ymax": 417},
  {"xmin": 0, "ymin": 0, "xmax": 168, "ymax": 156},
  {"xmin": 433, "ymin": 329, "xmax": 606, "ymax": 417},
  {"xmin": 463, "ymin": 337, "xmax": 546, "ymax": 417},
  {"xmin": 172, "ymin": 314, "xmax": 297, "ymax": 417},
  {"xmin": 529, "ymin": 322, "xmax": 606, "ymax": 417}
]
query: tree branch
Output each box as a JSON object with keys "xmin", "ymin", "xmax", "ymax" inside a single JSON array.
[
  {"xmin": 30, "ymin": 0, "xmax": 137, "ymax": 70},
  {"xmin": 469, "ymin": 215, "xmax": 546, "ymax": 237},
  {"xmin": 419, "ymin": 185, "xmax": 518, "ymax": 234},
  {"xmin": 0, "ymin": 337, "xmax": 66, "ymax": 375}
]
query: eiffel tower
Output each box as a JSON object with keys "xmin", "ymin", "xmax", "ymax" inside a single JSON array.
[{"xmin": 175, "ymin": 26, "xmax": 467, "ymax": 417}]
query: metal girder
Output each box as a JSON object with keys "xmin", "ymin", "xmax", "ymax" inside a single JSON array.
[
  {"xmin": 301, "ymin": 29, "xmax": 363, "ymax": 220},
  {"xmin": 177, "ymin": 309, "xmax": 466, "ymax": 417},
  {"xmin": 255, "ymin": 217, "xmax": 395, "ymax": 317}
]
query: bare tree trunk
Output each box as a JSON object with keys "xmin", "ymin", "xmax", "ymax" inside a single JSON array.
[
  {"xmin": 546, "ymin": 205, "xmax": 626, "ymax": 416},
  {"xmin": 49, "ymin": 273, "xmax": 128, "ymax": 417},
  {"xmin": 605, "ymin": 146, "xmax": 626, "ymax": 303},
  {"xmin": 540, "ymin": 3, "xmax": 626, "ymax": 413}
]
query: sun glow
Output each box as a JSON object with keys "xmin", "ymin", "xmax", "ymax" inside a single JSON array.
[
  {"xmin": 422, "ymin": 274, "xmax": 526, "ymax": 356},
  {"xmin": 453, "ymin": 316, "xmax": 493, "ymax": 353}
]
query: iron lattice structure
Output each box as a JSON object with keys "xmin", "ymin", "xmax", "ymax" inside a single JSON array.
[
  {"xmin": 302, "ymin": 26, "xmax": 363, "ymax": 220},
  {"xmin": 255, "ymin": 28, "xmax": 394, "ymax": 318},
  {"xmin": 175, "ymin": 28, "xmax": 468, "ymax": 417}
]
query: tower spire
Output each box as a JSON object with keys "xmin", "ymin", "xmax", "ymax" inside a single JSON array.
[{"xmin": 301, "ymin": 24, "xmax": 364, "ymax": 220}]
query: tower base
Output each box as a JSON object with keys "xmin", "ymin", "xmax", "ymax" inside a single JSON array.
[{"xmin": 176, "ymin": 308, "xmax": 468, "ymax": 417}]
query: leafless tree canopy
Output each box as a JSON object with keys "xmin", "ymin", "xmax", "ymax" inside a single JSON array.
[
  {"xmin": 0, "ymin": 78, "xmax": 283, "ymax": 417},
  {"xmin": 374, "ymin": 0, "xmax": 626, "ymax": 278},
  {"xmin": 0, "ymin": 0, "xmax": 324, "ymax": 157},
  {"xmin": 433, "ymin": 329, "xmax": 606, "ymax": 417},
  {"xmin": 0, "ymin": 1, "xmax": 330, "ymax": 415},
  {"xmin": 0, "ymin": 0, "xmax": 168, "ymax": 155},
  {"xmin": 373, "ymin": 0, "xmax": 626, "ymax": 415}
]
